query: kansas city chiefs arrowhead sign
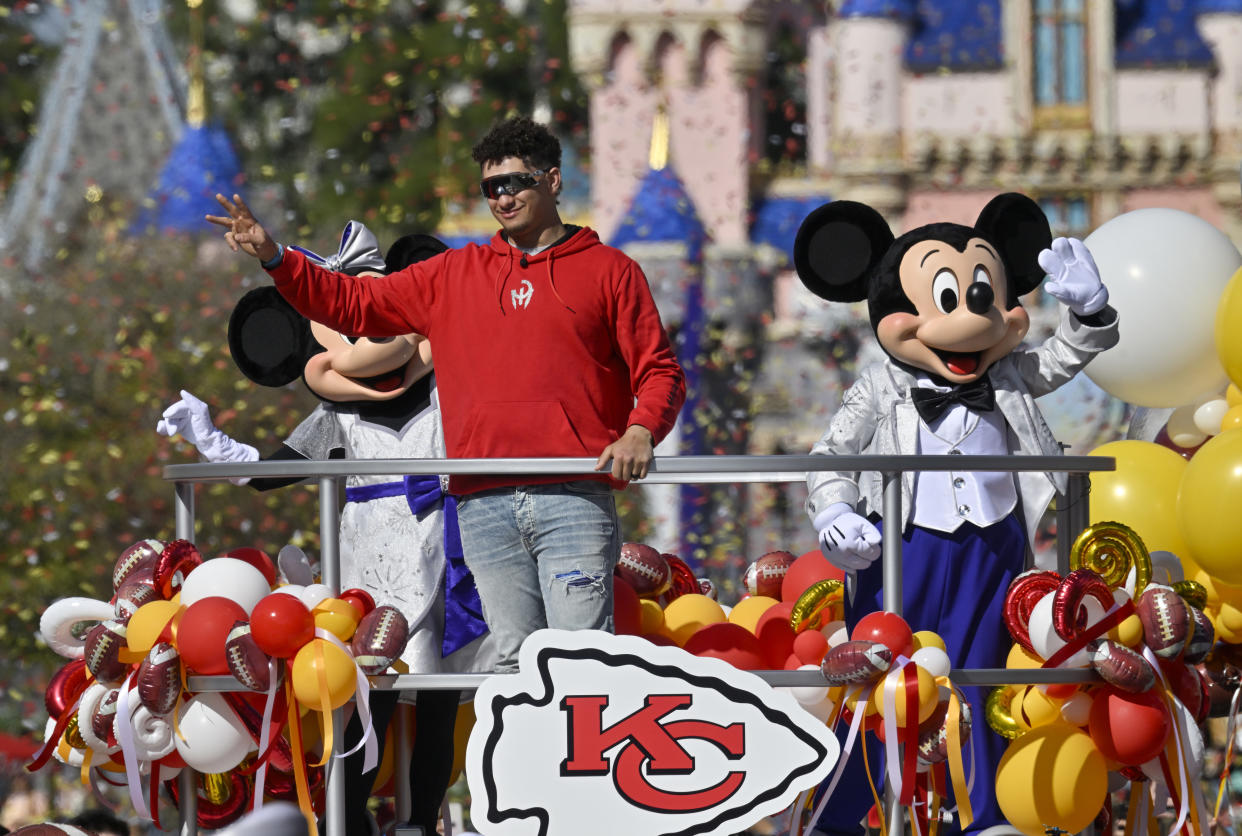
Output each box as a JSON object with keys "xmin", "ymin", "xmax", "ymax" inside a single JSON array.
[{"xmin": 466, "ymin": 629, "xmax": 839, "ymax": 836}]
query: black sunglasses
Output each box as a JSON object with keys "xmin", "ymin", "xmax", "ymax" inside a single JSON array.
[{"xmin": 479, "ymin": 169, "xmax": 545, "ymax": 200}]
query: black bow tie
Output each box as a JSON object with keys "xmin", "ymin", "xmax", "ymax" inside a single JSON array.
[{"xmin": 910, "ymin": 376, "xmax": 996, "ymax": 423}]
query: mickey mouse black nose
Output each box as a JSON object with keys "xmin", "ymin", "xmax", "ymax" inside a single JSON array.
[{"xmin": 965, "ymin": 282, "xmax": 994, "ymax": 315}]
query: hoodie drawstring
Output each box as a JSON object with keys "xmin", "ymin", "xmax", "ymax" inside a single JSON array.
[
  {"xmin": 544, "ymin": 247, "xmax": 575, "ymax": 313},
  {"xmin": 493, "ymin": 248, "xmax": 515, "ymax": 315}
]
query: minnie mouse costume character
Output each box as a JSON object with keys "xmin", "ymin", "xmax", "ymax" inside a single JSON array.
[
  {"xmin": 157, "ymin": 222, "xmax": 490, "ymax": 836},
  {"xmin": 793, "ymin": 194, "xmax": 1119, "ymax": 834}
]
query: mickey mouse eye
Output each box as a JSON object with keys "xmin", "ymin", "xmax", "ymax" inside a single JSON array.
[
  {"xmin": 932, "ymin": 269, "xmax": 959, "ymax": 314},
  {"xmin": 973, "ymin": 265, "xmax": 992, "ymax": 286}
]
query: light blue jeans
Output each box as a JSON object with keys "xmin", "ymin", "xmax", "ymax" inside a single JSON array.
[{"xmin": 456, "ymin": 480, "xmax": 620, "ymax": 672}]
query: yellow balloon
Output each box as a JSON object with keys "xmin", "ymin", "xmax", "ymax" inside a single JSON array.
[
  {"xmin": 126, "ymin": 600, "xmax": 183, "ymax": 654},
  {"xmin": 661, "ymin": 594, "xmax": 726, "ymax": 646},
  {"xmin": 1108, "ymin": 613, "xmax": 1144, "ymax": 647},
  {"xmin": 1179, "ymin": 429, "xmax": 1242, "ymax": 584},
  {"xmin": 291, "ymin": 638, "xmax": 357, "ymax": 711},
  {"xmin": 912, "ymin": 630, "xmax": 946, "ymax": 652},
  {"xmin": 1223, "ymin": 405, "xmax": 1242, "ymax": 433},
  {"xmin": 727, "ymin": 595, "xmax": 778, "ymax": 634},
  {"xmin": 638, "ymin": 599, "xmax": 666, "ymax": 635},
  {"xmin": 1020, "ymin": 686, "xmax": 1062, "ymax": 728},
  {"xmin": 1006, "ymin": 643, "xmax": 1043, "ymax": 670},
  {"xmin": 1089, "ymin": 440, "xmax": 1190, "ymax": 559},
  {"xmin": 1229, "ymin": 384, "xmax": 1242, "ymax": 407},
  {"xmin": 869, "ymin": 665, "xmax": 937, "ymax": 725},
  {"xmin": 996, "ymin": 723, "xmax": 1109, "ymax": 836},
  {"xmin": 312, "ymin": 598, "xmax": 361, "ymax": 642},
  {"xmin": 1215, "ymin": 266, "xmax": 1242, "ymax": 389}
]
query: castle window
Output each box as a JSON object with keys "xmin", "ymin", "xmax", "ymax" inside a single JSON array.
[{"xmin": 1033, "ymin": 0, "xmax": 1089, "ymax": 126}]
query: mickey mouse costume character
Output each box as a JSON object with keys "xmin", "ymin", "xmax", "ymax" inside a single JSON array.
[
  {"xmin": 794, "ymin": 194, "xmax": 1119, "ymax": 834},
  {"xmin": 157, "ymin": 222, "xmax": 490, "ymax": 836}
]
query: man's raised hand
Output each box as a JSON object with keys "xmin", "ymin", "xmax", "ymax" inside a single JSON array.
[{"xmin": 205, "ymin": 193, "xmax": 279, "ymax": 263}]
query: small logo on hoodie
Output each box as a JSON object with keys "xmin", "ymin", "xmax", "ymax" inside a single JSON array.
[{"xmin": 512, "ymin": 279, "xmax": 534, "ymax": 310}]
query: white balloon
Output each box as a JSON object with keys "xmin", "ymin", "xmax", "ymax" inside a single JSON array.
[
  {"xmin": 174, "ymin": 692, "xmax": 254, "ymax": 774},
  {"xmin": 273, "ymin": 584, "xmax": 306, "ymax": 598},
  {"xmin": 1193, "ymin": 397, "xmax": 1230, "ymax": 436},
  {"xmin": 38, "ymin": 596, "xmax": 115, "ymax": 659},
  {"xmin": 789, "ymin": 664, "xmax": 830, "ymax": 706},
  {"xmin": 822, "ymin": 620, "xmax": 849, "ymax": 648},
  {"xmin": 1028, "ymin": 592, "xmax": 1099, "ymax": 668},
  {"xmin": 1060, "ymin": 691, "xmax": 1093, "ymax": 726},
  {"xmin": 911, "ymin": 646, "xmax": 952, "ymax": 678},
  {"xmin": 1083, "ymin": 209, "xmax": 1238, "ymax": 407},
  {"xmin": 1149, "ymin": 550, "xmax": 1185, "ymax": 586},
  {"xmin": 179, "ymin": 557, "xmax": 272, "ymax": 613},
  {"xmin": 1166, "ymin": 404, "xmax": 1208, "ymax": 448},
  {"xmin": 300, "ymin": 583, "xmax": 334, "ymax": 609}
]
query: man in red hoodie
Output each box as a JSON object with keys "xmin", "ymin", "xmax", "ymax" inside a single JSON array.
[{"xmin": 208, "ymin": 116, "xmax": 686, "ymax": 672}]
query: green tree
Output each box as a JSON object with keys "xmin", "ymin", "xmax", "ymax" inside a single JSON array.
[{"xmin": 0, "ymin": 4, "xmax": 59, "ymax": 192}]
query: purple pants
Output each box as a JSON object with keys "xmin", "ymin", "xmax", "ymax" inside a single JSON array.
[{"xmin": 813, "ymin": 513, "xmax": 1026, "ymax": 835}]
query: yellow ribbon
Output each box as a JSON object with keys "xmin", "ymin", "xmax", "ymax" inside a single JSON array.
[
  {"xmin": 945, "ymin": 688, "xmax": 972, "ymax": 829},
  {"xmin": 313, "ymin": 639, "xmax": 334, "ymax": 768},
  {"xmin": 859, "ymin": 721, "xmax": 888, "ymax": 836},
  {"xmin": 286, "ymin": 677, "xmax": 317, "ymax": 836}
]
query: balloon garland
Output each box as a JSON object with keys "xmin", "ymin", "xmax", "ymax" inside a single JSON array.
[
  {"xmin": 993, "ymin": 522, "xmax": 1214, "ymax": 835},
  {"xmin": 32, "ymin": 538, "xmax": 411, "ymax": 835}
]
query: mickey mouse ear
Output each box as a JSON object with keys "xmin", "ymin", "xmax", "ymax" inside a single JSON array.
[
  {"xmin": 227, "ymin": 287, "xmax": 314, "ymax": 387},
  {"xmin": 385, "ymin": 234, "xmax": 449, "ymax": 272},
  {"xmin": 792, "ymin": 201, "xmax": 895, "ymax": 303},
  {"xmin": 974, "ymin": 193, "xmax": 1052, "ymax": 297}
]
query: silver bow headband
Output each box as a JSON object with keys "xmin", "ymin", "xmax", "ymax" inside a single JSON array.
[{"xmin": 289, "ymin": 220, "xmax": 387, "ymax": 275}]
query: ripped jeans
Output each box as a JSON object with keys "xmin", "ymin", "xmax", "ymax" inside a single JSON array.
[{"xmin": 456, "ymin": 480, "xmax": 620, "ymax": 672}]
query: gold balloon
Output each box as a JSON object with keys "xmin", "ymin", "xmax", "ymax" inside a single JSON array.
[
  {"xmin": 789, "ymin": 579, "xmax": 843, "ymax": 633},
  {"xmin": 985, "ymin": 686, "xmax": 1024, "ymax": 740},
  {"xmin": 996, "ymin": 723, "xmax": 1109, "ymax": 836},
  {"xmin": 1171, "ymin": 579, "xmax": 1208, "ymax": 611},
  {"xmin": 1070, "ymin": 521, "xmax": 1151, "ymax": 595},
  {"xmin": 1088, "ymin": 440, "xmax": 1190, "ymax": 559},
  {"xmin": 1179, "ymin": 429, "xmax": 1242, "ymax": 584}
]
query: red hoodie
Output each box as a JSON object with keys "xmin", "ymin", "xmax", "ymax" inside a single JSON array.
[{"xmin": 268, "ymin": 227, "xmax": 686, "ymax": 494}]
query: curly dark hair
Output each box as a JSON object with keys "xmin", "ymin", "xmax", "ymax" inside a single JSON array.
[{"xmin": 471, "ymin": 116, "xmax": 562, "ymax": 171}]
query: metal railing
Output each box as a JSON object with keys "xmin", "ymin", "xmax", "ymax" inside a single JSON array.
[{"xmin": 165, "ymin": 453, "xmax": 1115, "ymax": 835}]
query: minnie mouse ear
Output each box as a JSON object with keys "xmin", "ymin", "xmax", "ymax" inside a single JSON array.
[
  {"xmin": 792, "ymin": 201, "xmax": 895, "ymax": 303},
  {"xmin": 385, "ymin": 234, "xmax": 449, "ymax": 272},
  {"xmin": 227, "ymin": 287, "xmax": 314, "ymax": 387}
]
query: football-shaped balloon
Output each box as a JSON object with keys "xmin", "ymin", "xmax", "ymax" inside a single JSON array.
[
  {"xmin": 1089, "ymin": 639, "xmax": 1155, "ymax": 693},
  {"xmin": 83, "ymin": 618, "xmax": 130, "ymax": 684},
  {"xmin": 742, "ymin": 550, "xmax": 796, "ymax": 599},
  {"xmin": 114, "ymin": 566, "xmax": 160, "ymax": 618},
  {"xmin": 136, "ymin": 641, "xmax": 182, "ymax": 715},
  {"xmin": 698, "ymin": 578, "xmax": 718, "ymax": 601},
  {"xmin": 112, "ymin": 538, "xmax": 165, "ymax": 590},
  {"xmin": 1137, "ymin": 586, "xmax": 1191, "ymax": 659},
  {"xmin": 615, "ymin": 542, "xmax": 671, "ymax": 598},
  {"xmin": 820, "ymin": 640, "xmax": 893, "ymax": 686},
  {"xmin": 918, "ymin": 689, "xmax": 973, "ymax": 765},
  {"xmin": 90, "ymin": 688, "xmax": 120, "ymax": 746},
  {"xmin": 11, "ymin": 825, "xmax": 104, "ymax": 835},
  {"xmin": 1184, "ymin": 607, "xmax": 1215, "ymax": 664},
  {"xmin": 225, "ymin": 622, "xmax": 273, "ymax": 692},
  {"xmin": 351, "ymin": 605, "xmax": 410, "ymax": 674}
]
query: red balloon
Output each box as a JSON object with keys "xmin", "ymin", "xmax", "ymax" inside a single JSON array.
[
  {"xmin": 1088, "ymin": 685, "xmax": 1171, "ymax": 766},
  {"xmin": 683, "ymin": 623, "xmax": 766, "ymax": 670},
  {"xmin": 756, "ymin": 600, "xmax": 795, "ymax": 634},
  {"xmin": 45, "ymin": 659, "xmax": 89, "ymax": 717},
  {"xmin": 756, "ymin": 615, "xmax": 797, "ymax": 670},
  {"xmin": 1159, "ymin": 658, "xmax": 1210, "ymax": 723},
  {"xmin": 249, "ymin": 593, "xmax": 316, "ymax": 659},
  {"xmin": 226, "ymin": 547, "xmax": 278, "ymax": 586},
  {"xmin": 852, "ymin": 611, "xmax": 915, "ymax": 659},
  {"xmin": 641, "ymin": 633, "xmax": 676, "ymax": 647},
  {"xmin": 613, "ymin": 577, "xmax": 642, "ymax": 636},
  {"xmin": 339, "ymin": 588, "xmax": 376, "ymax": 620},
  {"xmin": 1003, "ymin": 569, "xmax": 1062, "ymax": 653},
  {"xmin": 781, "ymin": 550, "xmax": 844, "ymax": 603},
  {"xmin": 177, "ymin": 597, "xmax": 249, "ymax": 675},
  {"xmin": 1155, "ymin": 426, "xmax": 1205, "ymax": 461},
  {"xmin": 793, "ymin": 629, "xmax": 829, "ymax": 665}
]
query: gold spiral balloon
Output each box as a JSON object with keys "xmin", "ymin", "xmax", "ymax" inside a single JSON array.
[
  {"xmin": 1069, "ymin": 521, "xmax": 1151, "ymax": 595},
  {"xmin": 63, "ymin": 714, "xmax": 86, "ymax": 750},
  {"xmin": 1171, "ymin": 579, "xmax": 1208, "ymax": 611},
  {"xmin": 984, "ymin": 686, "xmax": 1023, "ymax": 740},
  {"xmin": 202, "ymin": 772, "xmax": 234, "ymax": 805},
  {"xmin": 789, "ymin": 579, "xmax": 843, "ymax": 634}
]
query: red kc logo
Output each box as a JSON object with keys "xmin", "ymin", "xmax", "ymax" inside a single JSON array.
[{"xmin": 560, "ymin": 694, "xmax": 746, "ymax": 813}]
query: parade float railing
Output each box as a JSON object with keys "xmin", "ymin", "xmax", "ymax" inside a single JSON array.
[{"xmin": 163, "ymin": 453, "xmax": 1115, "ymax": 836}]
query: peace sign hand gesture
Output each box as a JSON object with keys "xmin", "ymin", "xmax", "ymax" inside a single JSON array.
[{"xmin": 205, "ymin": 192, "xmax": 280, "ymax": 264}]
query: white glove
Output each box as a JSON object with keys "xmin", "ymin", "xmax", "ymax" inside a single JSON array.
[
  {"xmin": 157, "ymin": 389, "xmax": 258, "ymax": 484},
  {"xmin": 813, "ymin": 503, "xmax": 882, "ymax": 572},
  {"xmin": 1038, "ymin": 237, "xmax": 1109, "ymax": 317}
]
